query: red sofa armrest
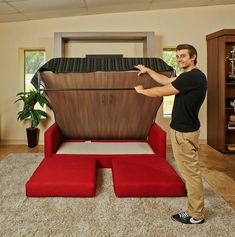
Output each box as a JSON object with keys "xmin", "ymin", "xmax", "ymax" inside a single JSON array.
[
  {"xmin": 147, "ymin": 123, "xmax": 166, "ymax": 159},
  {"xmin": 44, "ymin": 123, "xmax": 63, "ymax": 157}
]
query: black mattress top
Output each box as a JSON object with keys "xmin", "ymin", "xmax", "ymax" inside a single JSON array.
[{"xmin": 31, "ymin": 57, "xmax": 175, "ymax": 88}]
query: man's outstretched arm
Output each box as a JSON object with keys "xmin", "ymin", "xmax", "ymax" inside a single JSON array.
[
  {"xmin": 134, "ymin": 84, "xmax": 179, "ymax": 97},
  {"xmin": 134, "ymin": 64, "xmax": 176, "ymax": 86}
]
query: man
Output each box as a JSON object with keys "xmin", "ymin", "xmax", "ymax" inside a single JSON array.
[{"xmin": 134, "ymin": 44, "xmax": 207, "ymax": 224}]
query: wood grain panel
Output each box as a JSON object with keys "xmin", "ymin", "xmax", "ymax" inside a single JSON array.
[
  {"xmin": 207, "ymin": 29, "xmax": 235, "ymax": 153},
  {"xmin": 207, "ymin": 37, "xmax": 219, "ymax": 149},
  {"xmin": 41, "ymin": 71, "xmax": 164, "ymax": 139}
]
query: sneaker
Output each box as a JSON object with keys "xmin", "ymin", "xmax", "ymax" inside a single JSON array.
[{"xmin": 171, "ymin": 211, "xmax": 205, "ymax": 224}]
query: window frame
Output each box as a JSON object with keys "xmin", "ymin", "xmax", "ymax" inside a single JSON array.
[
  {"xmin": 21, "ymin": 48, "xmax": 46, "ymax": 92},
  {"xmin": 18, "ymin": 48, "xmax": 47, "ymax": 115},
  {"xmin": 162, "ymin": 47, "xmax": 178, "ymax": 118}
]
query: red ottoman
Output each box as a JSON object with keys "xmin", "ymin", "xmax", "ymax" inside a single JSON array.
[
  {"xmin": 26, "ymin": 157, "xmax": 97, "ymax": 197},
  {"xmin": 112, "ymin": 157, "xmax": 186, "ymax": 197}
]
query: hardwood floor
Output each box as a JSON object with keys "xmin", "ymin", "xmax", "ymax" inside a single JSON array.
[
  {"xmin": 168, "ymin": 144, "xmax": 235, "ymax": 210},
  {"xmin": 198, "ymin": 145, "xmax": 235, "ymax": 210},
  {"xmin": 0, "ymin": 143, "xmax": 235, "ymax": 210},
  {"xmin": 0, "ymin": 144, "xmax": 44, "ymax": 161}
]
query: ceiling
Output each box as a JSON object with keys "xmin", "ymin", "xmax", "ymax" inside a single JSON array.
[{"xmin": 0, "ymin": 0, "xmax": 234, "ymax": 23}]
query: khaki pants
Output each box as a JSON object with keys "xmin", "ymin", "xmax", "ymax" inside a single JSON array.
[{"xmin": 170, "ymin": 128, "xmax": 205, "ymax": 220}]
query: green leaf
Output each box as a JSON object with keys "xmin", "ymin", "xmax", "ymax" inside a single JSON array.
[
  {"xmin": 36, "ymin": 110, "xmax": 47, "ymax": 118},
  {"xmin": 17, "ymin": 110, "xmax": 30, "ymax": 120},
  {"xmin": 15, "ymin": 88, "xmax": 48, "ymax": 127},
  {"xmin": 30, "ymin": 110, "xmax": 40, "ymax": 127}
]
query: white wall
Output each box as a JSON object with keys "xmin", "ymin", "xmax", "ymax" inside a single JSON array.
[
  {"xmin": 0, "ymin": 4, "xmax": 235, "ymax": 144},
  {"xmin": 65, "ymin": 41, "xmax": 144, "ymax": 57}
]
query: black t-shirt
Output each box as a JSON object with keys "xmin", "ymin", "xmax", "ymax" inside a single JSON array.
[{"xmin": 170, "ymin": 68, "xmax": 207, "ymax": 132}]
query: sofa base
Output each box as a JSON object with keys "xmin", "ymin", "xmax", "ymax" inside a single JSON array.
[{"xmin": 26, "ymin": 123, "xmax": 184, "ymax": 197}]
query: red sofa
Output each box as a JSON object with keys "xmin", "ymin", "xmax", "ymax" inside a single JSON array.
[
  {"xmin": 26, "ymin": 58, "xmax": 185, "ymax": 197},
  {"xmin": 26, "ymin": 122, "xmax": 186, "ymax": 197}
]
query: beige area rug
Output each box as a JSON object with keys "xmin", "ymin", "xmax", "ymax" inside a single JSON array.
[{"xmin": 0, "ymin": 153, "xmax": 235, "ymax": 237}]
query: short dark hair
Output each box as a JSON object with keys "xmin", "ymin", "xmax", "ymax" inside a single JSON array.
[{"xmin": 176, "ymin": 44, "xmax": 197, "ymax": 65}]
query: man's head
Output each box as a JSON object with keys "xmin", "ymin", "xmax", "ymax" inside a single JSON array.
[{"xmin": 176, "ymin": 44, "xmax": 198, "ymax": 70}]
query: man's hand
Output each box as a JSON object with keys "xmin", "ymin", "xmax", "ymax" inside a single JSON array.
[
  {"xmin": 134, "ymin": 85, "xmax": 144, "ymax": 93},
  {"xmin": 134, "ymin": 64, "xmax": 148, "ymax": 76}
]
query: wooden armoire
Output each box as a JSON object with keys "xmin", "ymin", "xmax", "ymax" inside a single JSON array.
[{"xmin": 207, "ymin": 29, "xmax": 235, "ymax": 153}]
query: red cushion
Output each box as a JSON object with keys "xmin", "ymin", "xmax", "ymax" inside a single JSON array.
[
  {"xmin": 26, "ymin": 157, "xmax": 97, "ymax": 197},
  {"xmin": 112, "ymin": 157, "xmax": 186, "ymax": 197}
]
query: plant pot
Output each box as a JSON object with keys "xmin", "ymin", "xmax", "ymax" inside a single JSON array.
[{"xmin": 26, "ymin": 127, "xmax": 39, "ymax": 148}]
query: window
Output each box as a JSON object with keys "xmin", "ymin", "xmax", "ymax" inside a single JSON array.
[
  {"xmin": 20, "ymin": 49, "xmax": 46, "ymax": 112},
  {"xmin": 162, "ymin": 47, "xmax": 183, "ymax": 117},
  {"xmin": 24, "ymin": 50, "xmax": 46, "ymax": 92}
]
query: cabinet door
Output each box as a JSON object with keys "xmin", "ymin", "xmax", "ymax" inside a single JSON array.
[
  {"xmin": 46, "ymin": 90, "xmax": 107, "ymax": 139},
  {"xmin": 42, "ymin": 72, "xmax": 108, "ymax": 139},
  {"xmin": 224, "ymin": 40, "xmax": 235, "ymax": 152},
  {"xmin": 103, "ymin": 71, "xmax": 163, "ymax": 139},
  {"xmin": 105, "ymin": 90, "xmax": 162, "ymax": 139}
]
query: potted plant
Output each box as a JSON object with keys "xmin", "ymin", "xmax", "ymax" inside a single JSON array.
[{"xmin": 15, "ymin": 89, "xmax": 48, "ymax": 148}]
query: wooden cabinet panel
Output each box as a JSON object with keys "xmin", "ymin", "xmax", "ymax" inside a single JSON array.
[
  {"xmin": 207, "ymin": 29, "xmax": 235, "ymax": 153},
  {"xmin": 105, "ymin": 90, "xmax": 162, "ymax": 139},
  {"xmin": 42, "ymin": 71, "xmax": 164, "ymax": 139}
]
